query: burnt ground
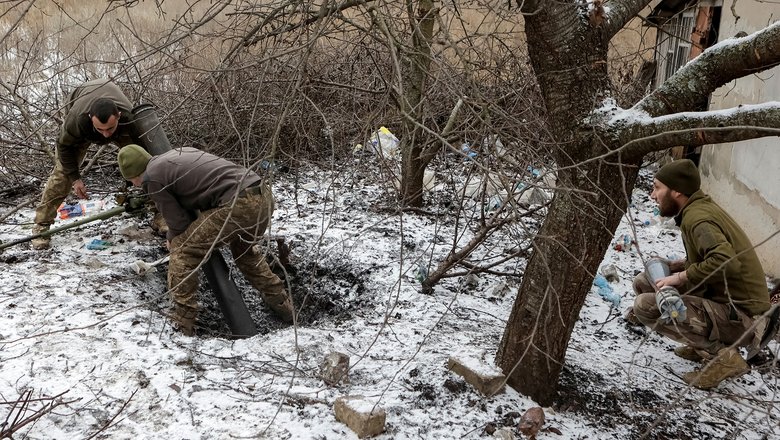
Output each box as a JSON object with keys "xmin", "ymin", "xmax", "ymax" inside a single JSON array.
[
  {"xmin": 554, "ymin": 364, "xmax": 702, "ymax": 440},
  {"xmin": 179, "ymin": 242, "xmax": 376, "ymax": 338}
]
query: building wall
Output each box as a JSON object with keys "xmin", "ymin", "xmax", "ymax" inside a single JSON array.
[{"xmin": 702, "ymin": 0, "xmax": 780, "ymax": 276}]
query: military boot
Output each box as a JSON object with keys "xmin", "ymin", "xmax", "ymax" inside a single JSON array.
[
  {"xmin": 31, "ymin": 224, "xmax": 51, "ymax": 250},
  {"xmin": 682, "ymin": 347, "xmax": 749, "ymax": 390},
  {"xmin": 623, "ymin": 306, "xmax": 641, "ymax": 326},
  {"xmin": 673, "ymin": 345, "xmax": 711, "ymax": 363},
  {"xmin": 268, "ymin": 297, "xmax": 294, "ymax": 323},
  {"xmin": 171, "ymin": 303, "xmax": 198, "ymax": 336}
]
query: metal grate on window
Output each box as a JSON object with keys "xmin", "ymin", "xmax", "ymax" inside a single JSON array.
[{"xmin": 655, "ymin": 11, "xmax": 695, "ymax": 88}]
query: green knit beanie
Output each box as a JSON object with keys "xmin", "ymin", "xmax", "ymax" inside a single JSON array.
[
  {"xmin": 655, "ymin": 159, "xmax": 700, "ymax": 196},
  {"xmin": 117, "ymin": 144, "xmax": 152, "ymax": 179}
]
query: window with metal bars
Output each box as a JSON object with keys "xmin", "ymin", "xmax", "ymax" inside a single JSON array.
[{"xmin": 654, "ymin": 11, "xmax": 696, "ymax": 88}]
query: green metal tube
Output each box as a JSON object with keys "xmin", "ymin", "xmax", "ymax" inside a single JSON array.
[{"xmin": 0, "ymin": 205, "xmax": 126, "ymax": 252}]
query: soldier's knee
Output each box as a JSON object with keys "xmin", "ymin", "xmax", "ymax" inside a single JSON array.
[
  {"xmin": 633, "ymin": 292, "xmax": 659, "ymax": 324},
  {"xmin": 632, "ymin": 272, "xmax": 654, "ymax": 294}
]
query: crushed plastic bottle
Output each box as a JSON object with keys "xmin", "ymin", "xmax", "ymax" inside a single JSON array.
[
  {"xmin": 462, "ymin": 143, "xmax": 477, "ymax": 161},
  {"xmin": 57, "ymin": 200, "xmax": 106, "ymax": 220},
  {"xmin": 485, "ymin": 195, "xmax": 503, "ymax": 212},
  {"xmin": 613, "ymin": 233, "xmax": 635, "ymax": 252},
  {"xmin": 593, "ymin": 274, "xmax": 620, "ymax": 307},
  {"xmin": 86, "ymin": 239, "xmax": 112, "ymax": 250}
]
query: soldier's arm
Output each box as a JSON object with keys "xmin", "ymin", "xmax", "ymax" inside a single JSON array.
[
  {"xmin": 56, "ymin": 115, "xmax": 88, "ymax": 180},
  {"xmin": 685, "ymin": 221, "xmax": 740, "ymax": 287},
  {"xmin": 145, "ymin": 181, "xmax": 193, "ymax": 242}
]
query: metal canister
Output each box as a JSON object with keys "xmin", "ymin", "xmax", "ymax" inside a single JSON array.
[{"xmin": 644, "ymin": 257, "xmax": 670, "ymax": 284}]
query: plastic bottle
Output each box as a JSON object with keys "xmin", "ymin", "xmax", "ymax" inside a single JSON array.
[
  {"xmin": 461, "ymin": 143, "xmax": 477, "ymax": 161},
  {"xmin": 58, "ymin": 200, "xmax": 106, "ymax": 219},
  {"xmin": 80, "ymin": 200, "xmax": 105, "ymax": 215},
  {"xmin": 648, "ymin": 207, "xmax": 661, "ymax": 226}
]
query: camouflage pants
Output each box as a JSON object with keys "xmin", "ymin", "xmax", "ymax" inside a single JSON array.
[
  {"xmin": 34, "ymin": 145, "xmax": 89, "ymax": 226},
  {"xmin": 632, "ymin": 272, "xmax": 755, "ymax": 355},
  {"xmin": 167, "ymin": 186, "xmax": 288, "ymax": 312}
]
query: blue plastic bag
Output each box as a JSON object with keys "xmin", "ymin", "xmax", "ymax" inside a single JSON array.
[
  {"xmin": 86, "ymin": 239, "xmax": 112, "ymax": 250},
  {"xmin": 593, "ymin": 274, "xmax": 620, "ymax": 307}
]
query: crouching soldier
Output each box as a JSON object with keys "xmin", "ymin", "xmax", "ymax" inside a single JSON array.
[
  {"xmin": 117, "ymin": 145, "xmax": 293, "ymax": 335},
  {"xmin": 629, "ymin": 159, "xmax": 775, "ymax": 390}
]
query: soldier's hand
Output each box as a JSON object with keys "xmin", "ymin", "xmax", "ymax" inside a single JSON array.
[
  {"xmin": 655, "ymin": 271, "xmax": 686, "ymax": 289},
  {"xmin": 72, "ymin": 179, "xmax": 89, "ymax": 199}
]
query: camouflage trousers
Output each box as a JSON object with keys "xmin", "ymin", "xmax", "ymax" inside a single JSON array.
[
  {"xmin": 632, "ymin": 272, "xmax": 755, "ymax": 355},
  {"xmin": 167, "ymin": 186, "xmax": 288, "ymax": 312},
  {"xmin": 34, "ymin": 145, "xmax": 89, "ymax": 226}
]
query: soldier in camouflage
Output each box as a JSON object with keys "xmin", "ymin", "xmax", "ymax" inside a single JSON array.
[
  {"xmin": 33, "ymin": 79, "xmax": 144, "ymax": 250},
  {"xmin": 117, "ymin": 145, "xmax": 293, "ymax": 335},
  {"xmin": 631, "ymin": 160, "xmax": 771, "ymax": 390}
]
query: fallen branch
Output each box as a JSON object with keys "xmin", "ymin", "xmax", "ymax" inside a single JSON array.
[
  {"xmin": 85, "ymin": 389, "xmax": 138, "ymax": 440},
  {"xmin": 1, "ymin": 389, "xmax": 75, "ymax": 439}
]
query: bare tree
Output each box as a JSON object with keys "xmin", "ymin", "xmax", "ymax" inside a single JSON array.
[
  {"xmin": 495, "ymin": 1, "xmax": 780, "ymax": 405},
  {"xmin": 3, "ymin": 0, "xmax": 777, "ymax": 412}
]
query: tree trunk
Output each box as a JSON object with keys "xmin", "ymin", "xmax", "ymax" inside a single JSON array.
[
  {"xmin": 400, "ymin": 0, "xmax": 435, "ymax": 207},
  {"xmin": 495, "ymin": 3, "xmax": 637, "ymax": 405},
  {"xmin": 496, "ymin": 159, "xmax": 639, "ymax": 405},
  {"xmin": 495, "ymin": 8, "xmax": 780, "ymax": 405}
]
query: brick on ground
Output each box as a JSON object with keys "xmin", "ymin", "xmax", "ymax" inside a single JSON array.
[
  {"xmin": 447, "ymin": 355, "xmax": 506, "ymax": 396},
  {"xmin": 333, "ymin": 395, "xmax": 386, "ymax": 438}
]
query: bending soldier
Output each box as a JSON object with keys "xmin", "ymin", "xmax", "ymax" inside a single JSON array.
[
  {"xmin": 117, "ymin": 145, "xmax": 293, "ymax": 335},
  {"xmin": 33, "ymin": 79, "xmax": 153, "ymax": 249}
]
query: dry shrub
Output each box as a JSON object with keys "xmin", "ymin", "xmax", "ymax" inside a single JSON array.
[{"xmin": 0, "ymin": 0, "xmax": 549, "ymax": 183}]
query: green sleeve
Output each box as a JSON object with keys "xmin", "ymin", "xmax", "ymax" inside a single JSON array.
[
  {"xmin": 57, "ymin": 114, "xmax": 88, "ymax": 180},
  {"xmin": 685, "ymin": 221, "xmax": 741, "ymax": 287}
]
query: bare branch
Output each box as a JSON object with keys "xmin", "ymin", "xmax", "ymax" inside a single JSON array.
[
  {"xmin": 604, "ymin": 0, "xmax": 653, "ymax": 38},
  {"xmin": 635, "ymin": 21, "xmax": 780, "ymax": 116},
  {"xmin": 620, "ymin": 102, "xmax": 780, "ymax": 157}
]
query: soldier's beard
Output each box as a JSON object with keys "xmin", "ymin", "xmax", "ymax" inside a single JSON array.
[{"xmin": 657, "ymin": 192, "xmax": 680, "ymax": 218}]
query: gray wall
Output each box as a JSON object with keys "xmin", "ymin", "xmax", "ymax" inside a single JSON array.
[{"xmin": 703, "ymin": 1, "xmax": 780, "ymax": 276}]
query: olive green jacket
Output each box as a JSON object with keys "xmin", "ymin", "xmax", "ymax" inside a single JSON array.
[
  {"xmin": 679, "ymin": 190, "xmax": 769, "ymax": 316},
  {"xmin": 58, "ymin": 79, "xmax": 136, "ymax": 180}
]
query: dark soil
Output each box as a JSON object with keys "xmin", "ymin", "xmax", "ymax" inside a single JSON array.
[
  {"xmin": 195, "ymin": 243, "xmax": 374, "ymax": 338},
  {"xmin": 553, "ymin": 363, "xmax": 750, "ymax": 440}
]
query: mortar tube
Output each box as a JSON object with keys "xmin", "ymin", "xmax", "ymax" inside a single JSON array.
[
  {"xmin": 201, "ymin": 251, "xmax": 258, "ymax": 337},
  {"xmin": 0, "ymin": 206, "xmax": 127, "ymax": 252},
  {"xmin": 131, "ymin": 103, "xmax": 173, "ymax": 155}
]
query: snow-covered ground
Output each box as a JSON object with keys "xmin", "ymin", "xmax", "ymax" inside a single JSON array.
[{"xmin": 1, "ymin": 161, "xmax": 778, "ymax": 439}]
